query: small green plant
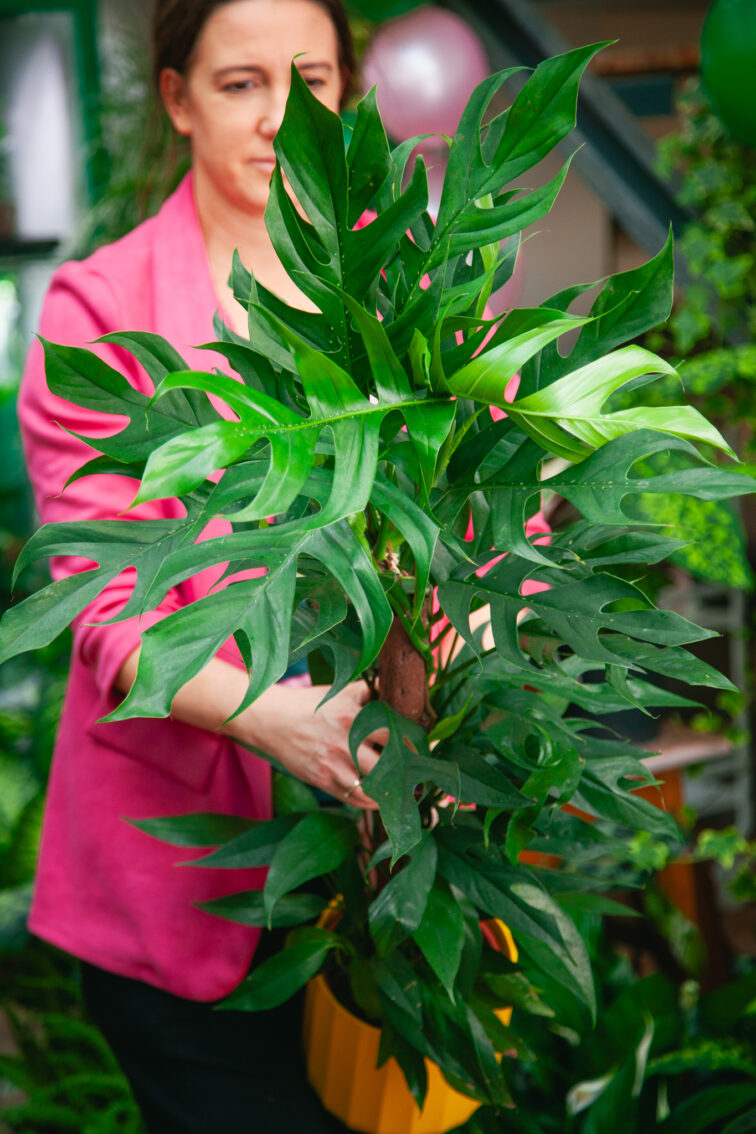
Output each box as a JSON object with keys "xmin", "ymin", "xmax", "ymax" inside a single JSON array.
[
  {"xmin": 621, "ymin": 79, "xmax": 756, "ymax": 591},
  {"xmin": 2, "ymin": 46, "xmax": 754, "ymax": 1110},
  {"xmin": 695, "ymin": 827, "xmax": 756, "ymax": 904},
  {"xmin": 654, "ymin": 81, "xmax": 756, "ymax": 362},
  {"xmin": 466, "ymin": 931, "xmax": 756, "ymax": 1134}
]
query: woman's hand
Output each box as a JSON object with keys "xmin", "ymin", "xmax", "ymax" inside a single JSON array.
[
  {"xmin": 236, "ymin": 681, "xmax": 386, "ymax": 811},
  {"xmin": 116, "ymin": 648, "xmax": 385, "ymax": 810}
]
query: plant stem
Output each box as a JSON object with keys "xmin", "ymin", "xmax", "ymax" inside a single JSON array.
[{"xmin": 373, "ymin": 513, "xmax": 392, "ymax": 564}]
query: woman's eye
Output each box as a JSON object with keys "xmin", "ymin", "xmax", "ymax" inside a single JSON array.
[
  {"xmin": 304, "ymin": 78, "xmax": 325, "ymax": 90},
  {"xmin": 223, "ymin": 80, "xmax": 256, "ymax": 93}
]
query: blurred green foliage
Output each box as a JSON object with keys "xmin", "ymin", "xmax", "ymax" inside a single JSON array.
[
  {"xmin": 0, "ymin": 33, "xmax": 162, "ymax": 1133},
  {"xmin": 463, "ymin": 914, "xmax": 756, "ymax": 1134},
  {"xmin": 627, "ymin": 80, "xmax": 756, "ymax": 589},
  {"xmin": 345, "ymin": 0, "xmax": 425, "ymax": 21},
  {"xmin": 0, "ymin": 941, "xmax": 145, "ymax": 1132},
  {"xmin": 655, "ymin": 82, "xmax": 756, "ymax": 357},
  {"xmin": 73, "ymin": 36, "xmax": 191, "ymax": 256}
]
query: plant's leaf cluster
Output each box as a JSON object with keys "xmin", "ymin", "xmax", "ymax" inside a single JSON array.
[{"xmin": 2, "ymin": 46, "xmax": 754, "ymax": 1107}]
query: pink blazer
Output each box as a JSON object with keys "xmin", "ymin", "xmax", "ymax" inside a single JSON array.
[{"xmin": 19, "ymin": 174, "xmax": 271, "ymax": 1000}]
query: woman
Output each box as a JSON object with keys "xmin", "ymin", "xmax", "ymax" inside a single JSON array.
[{"xmin": 18, "ymin": 2, "xmax": 385, "ymax": 1130}]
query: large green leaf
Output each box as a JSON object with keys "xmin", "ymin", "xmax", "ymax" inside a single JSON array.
[
  {"xmin": 1, "ymin": 512, "xmax": 207, "ymax": 666},
  {"xmin": 263, "ymin": 811, "xmax": 359, "ymax": 923},
  {"xmin": 98, "ymin": 331, "xmax": 218, "ymax": 428},
  {"xmin": 76, "ymin": 516, "xmax": 393, "ymax": 717},
  {"xmin": 434, "ymin": 45, "xmax": 604, "ymax": 258},
  {"xmin": 655, "ymin": 1086, "xmax": 756, "ymax": 1134},
  {"xmin": 411, "ymin": 883, "xmax": 466, "ymax": 999},
  {"xmin": 105, "ymin": 563, "xmax": 298, "ymax": 722},
  {"xmin": 0, "ymin": 570, "xmax": 116, "ymax": 667},
  {"xmin": 438, "ymin": 553, "xmax": 713, "ymax": 672},
  {"xmin": 508, "ymin": 347, "xmax": 734, "ymax": 460},
  {"xmin": 369, "ymin": 834, "xmax": 437, "ymax": 955},
  {"xmin": 345, "ymin": 87, "xmax": 391, "ymax": 227},
  {"xmin": 197, "ymin": 890, "xmax": 326, "ymax": 928},
  {"xmin": 352, "ymin": 703, "xmax": 426, "ymax": 863},
  {"xmin": 220, "ymin": 927, "xmax": 339, "ymax": 1010},
  {"xmin": 187, "ymin": 816, "xmax": 301, "ymax": 869},
  {"xmin": 524, "ymin": 230, "xmax": 675, "ymax": 395},
  {"xmin": 418, "ymin": 982, "xmax": 511, "ymax": 1107},
  {"xmin": 442, "ymin": 430, "xmax": 753, "ymax": 568},
  {"xmin": 353, "ymin": 703, "xmax": 533, "ymax": 864},
  {"xmin": 436, "ymin": 829, "xmax": 596, "ymax": 1020},
  {"xmin": 128, "ymin": 812, "xmax": 256, "ymax": 848},
  {"xmin": 447, "ymin": 308, "xmax": 588, "ymax": 397},
  {"xmin": 40, "ymin": 338, "xmax": 218, "ymax": 463},
  {"xmin": 573, "ymin": 738, "xmax": 681, "ymax": 840}
]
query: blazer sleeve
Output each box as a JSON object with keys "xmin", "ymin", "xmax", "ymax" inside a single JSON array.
[{"xmin": 17, "ymin": 259, "xmax": 186, "ymax": 698}]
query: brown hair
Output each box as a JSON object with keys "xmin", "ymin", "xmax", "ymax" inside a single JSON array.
[{"xmin": 152, "ymin": 0, "xmax": 355, "ymax": 107}]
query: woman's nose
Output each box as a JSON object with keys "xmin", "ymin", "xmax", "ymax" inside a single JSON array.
[{"xmin": 258, "ymin": 85, "xmax": 290, "ymax": 138}]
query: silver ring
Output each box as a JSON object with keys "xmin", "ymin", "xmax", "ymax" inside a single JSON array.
[{"xmin": 344, "ymin": 777, "xmax": 361, "ymax": 800}]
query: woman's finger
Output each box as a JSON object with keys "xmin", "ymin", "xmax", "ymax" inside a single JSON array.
[
  {"xmin": 354, "ymin": 741, "xmax": 381, "ymax": 779},
  {"xmin": 339, "ymin": 769, "xmax": 378, "ymax": 810},
  {"xmin": 349, "ymin": 788, "xmax": 379, "ymax": 811}
]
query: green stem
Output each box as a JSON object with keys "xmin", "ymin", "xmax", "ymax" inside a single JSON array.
[{"xmin": 373, "ymin": 514, "xmax": 392, "ymax": 564}]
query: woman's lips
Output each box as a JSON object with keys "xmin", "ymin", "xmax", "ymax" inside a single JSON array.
[{"xmin": 250, "ymin": 158, "xmax": 276, "ymax": 174}]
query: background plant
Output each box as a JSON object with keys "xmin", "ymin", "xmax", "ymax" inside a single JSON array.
[
  {"xmin": 0, "ymin": 38, "xmax": 156, "ymax": 1131},
  {"xmin": 616, "ymin": 78, "xmax": 756, "ymax": 592},
  {"xmin": 2, "ymin": 44, "xmax": 755, "ymax": 1113},
  {"xmin": 464, "ymin": 922, "xmax": 756, "ymax": 1134}
]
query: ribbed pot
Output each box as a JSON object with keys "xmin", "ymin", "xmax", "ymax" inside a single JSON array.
[{"xmin": 302, "ymin": 920, "xmax": 517, "ymax": 1134}]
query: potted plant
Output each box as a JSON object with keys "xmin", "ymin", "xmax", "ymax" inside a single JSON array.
[{"xmin": 2, "ymin": 43, "xmax": 753, "ymax": 1131}]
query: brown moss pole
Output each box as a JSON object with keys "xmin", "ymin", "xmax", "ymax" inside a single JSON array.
[{"xmin": 377, "ymin": 616, "xmax": 434, "ymax": 730}]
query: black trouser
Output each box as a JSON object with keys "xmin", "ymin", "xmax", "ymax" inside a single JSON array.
[{"xmin": 80, "ymin": 937, "xmax": 350, "ymax": 1134}]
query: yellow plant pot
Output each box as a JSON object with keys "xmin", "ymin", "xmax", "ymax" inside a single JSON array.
[{"xmin": 302, "ymin": 920, "xmax": 517, "ymax": 1134}]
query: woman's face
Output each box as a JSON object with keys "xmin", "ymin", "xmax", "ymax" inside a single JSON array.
[{"xmin": 161, "ymin": 0, "xmax": 344, "ymax": 216}]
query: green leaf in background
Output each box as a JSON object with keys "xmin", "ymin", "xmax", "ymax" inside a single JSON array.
[
  {"xmin": 723, "ymin": 1105, "xmax": 756, "ymax": 1134},
  {"xmin": 655, "ymin": 1084, "xmax": 756, "ymax": 1134},
  {"xmin": 0, "ymin": 881, "xmax": 34, "ymax": 951},
  {"xmin": 346, "ymin": 0, "xmax": 425, "ymax": 19}
]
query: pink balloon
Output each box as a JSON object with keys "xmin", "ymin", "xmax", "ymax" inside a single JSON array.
[{"xmin": 361, "ymin": 6, "xmax": 489, "ymax": 141}]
